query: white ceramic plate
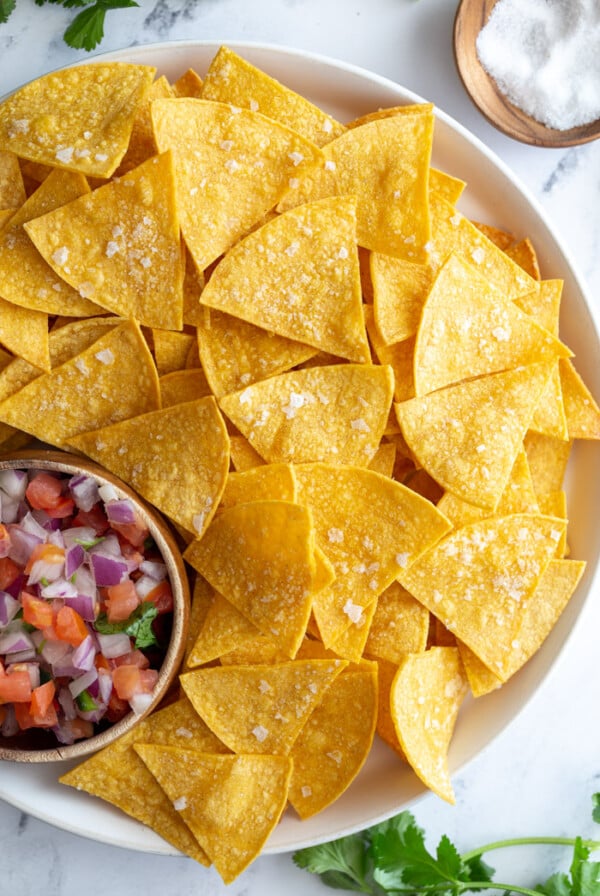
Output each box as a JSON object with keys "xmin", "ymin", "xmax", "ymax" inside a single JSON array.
[{"xmin": 0, "ymin": 40, "xmax": 599, "ymax": 856}]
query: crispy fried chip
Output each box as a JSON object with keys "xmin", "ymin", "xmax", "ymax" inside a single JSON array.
[
  {"xmin": 219, "ymin": 364, "xmax": 394, "ymax": 466},
  {"xmin": 389, "ymin": 646, "xmax": 468, "ymax": 803},
  {"xmin": 371, "ymin": 252, "xmax": 434, "ymax": 345},
  {"xmin": 560, "ymin": 358, "xmax": 600, "ymax": 439},
  {"xmin": 472, "ymin": 221, "xmax": 515, "ymax": 250},
  {"xmin": 0, "ymin": 320, "xmax": 159, "ymax": 446},
  {"xmin": 414, "ymin": 253, "xmax": 570, "ymax": 396},
  {"xmin": 429, "ymin": 167, "xmax": 466, "ymax": 204},
  {"xmin": 183, "ymin": 501, "xmax": 317, "ymax": 656},
  {"xmin": 398, "ymin": 514, "xmax": 567, "ymax": 680},
  {"xmin": 134, "ymin": 745, "xmax": 291, "ymax": 884},
  {"xmin": 0, "ymin": 299, "xmax": 49, "ymax": 371},
  {"xmin": 288, "ymin": 661, "xmax": 377, "ymax": 818},
  {"xmin": 172, "ymin": 68, "xmax": 204, "ymax": 98},
  {"xmin": 201, "ymin": 46, "xmax": 345, "ymax": 146},
  {"xmin": 220, "ymin": 463, "xmax": 297, "ymax": 508},
  {"xmin": 396, "ymin": 363, "xmax": 555, "ymax": 510},
  {"xmin": 186, "ymin": 586, "xmax": 260, "ymax": 667},
  {"xmin": 200, "ymin": 196, "xmax": 370, "ymax": 362},
  {"xmin": 368, "ymin": 441, "xmax": 397, "ymax": 477},
  {"xmin": 505, "ymin": 237, "xmax": 541, "ymax": 280},
  {"xmin": 524, "ymin": 431, "xmax": 573, "ymax": 496},
  {"xmin": 0, "ymin": 63, "xmax": 156, "ymax": 177},
  {"xmin": 294, "ymin": 463, "xmax": 451, "ymax": 648},
  {"xmin": 229, "ymin": 434, "xmax": 266, "ymax": 471},
  {"xmin": 25, "ymin": 152, "xmax": 184, "ymax": 330},
  {"xmin": 59, "ymin": 697, "xmax": 228, "ymax": 866},
  {"xmin": 365, "ymin": 581, "xmax": 429, "ymax": 664},
  {"xmin": 0, "ymin": 150, "xmax": 26, "ymax": 209},
  {"xmin": 197, "ymin": 307, "xmax": 317, "ymax": 398},
  {"xmin": 180, "ymin": 659, "xmax": 346, "ymax": 754},
  {"xmin": 116, "ymin": 75, "xmax": 174, "ymax": 175},
  {"xmin": 152, "ymin": 329, "xmax": 195, "ymax": 375},
  {"xmin": 69, "ymin": 397, "xmax": 229, "ymax": 537},
  {"xmin": 151, "ymin": 97, "xmax": 323, "ymax": 270},
  {"xmin": 159, "ymin": 368, "xmax": 212, "ymax": 408}
]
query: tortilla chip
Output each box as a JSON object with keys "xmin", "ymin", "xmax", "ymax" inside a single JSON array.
[
  {"xmin": 134, "ymin": 744, "xmax": 291, "ymax": 884},
  {"xmin": 179, "ymin": 659, "xmax": 346, "ymax": 755},
  {"xmin": 25, "ymin": 152, "xmax": 184, "ymax": 330},
  {"xmin": 153, "ymin": 329, "xmax": 195, "ymax": 375},
  {"xmin": 515, "ymin": 278, "xmax": 563, "ymax": 334},
  {"xmin": 559, "ymin": 358, "xmax": 600, "ymax": 439},
  {"xmin": 0, "ymin": 320, "xmax": 159, "ymax": 446},
  {"xmin": 229, "ymin": 434, "xmax": 266, "ymax": 471},
  {"xmin": 429, "ymin": 168, "xmax": 466, "ymax": 205},
  {"xmin": 200, "ymin": 196, "xmax": 370, "ymax": 363},
  {"xmin": 0, "ymin": 63, "xmax": 155, "ymax": 178},
  {"xmin": 201, "ymin": 45, "xmax": 345, "ymax": 146},
  {"xmin": 396, "ymin": 363, "xmax": 555, "ymax": 510},
  {"xmin": 172, "ymin": 68, "xmax": 204, "ymax": 98},
  {"xmin": 220, "ymin": 463, "xmax": 297, "ymax": 508},
  {"xmin": 529, "ymin": 363, "xmax": 569, "ymax": 440},
  {"xmin": 389, "ymin": 646, "xmax": 468, "ymax": 802},
  {"xmin": 505, "ymin": 237, "xmax": 541, "ymax": 280},
  {"xmin": 0, "ymin": 299, "xmax": 49, "ymax": 371},
  {"xmin": 69, "ymin": 397, "xmax": 229, "ymax": 537},
  {"xmin": 0, "ymin": 150, "xmax": 26, "ymax": 209},
  {"xmin": 472, "ymin": 221, "xmax": 515, "ymax": 250},
  {"xmin": 524, "ymin": 431, "xmax": 573, "ymax": 497},
  {"xmin": 368, "ymin": 441, "xmax": 397, "ymax": 477},
  {"xmin": 365, "ymin": 581, "xmax": 429, "ymax": 664},
  {"xmin": 219, "ymin": 363, "xmax": 393, "ymax": 466},
  {"xmin": 116, "ymin": 75, "xmax": 174, "ymax": 175},
  {"xmin": 151, "ymin": 96, "xmax": 323, "ymax": 271},
  {"xmin": 186, "ymin": 586, "xmax": 260, "ymax": 667},
  {"xmin": 159, "ymin": 368, "xmax": 212, "ymax": 408},
  {"xmin": 371, "ymin": 252, "xmax": 434, "ymax": 345}
]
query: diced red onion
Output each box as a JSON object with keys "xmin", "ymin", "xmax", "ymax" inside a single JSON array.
[
  {"xmin": 68, "ymin": 474, "xmax": 100, "ymax": 512},
  {"xmin": 139, "ymin": 560, "xmax": 167, "ymax": 581},
  {"xmin": 7, "ymin": 524, "xmax": 43, "ymax": 566},
  {"xmin": 65, "ymin": 593, "xmax": 97, "ymax": 622},
  {"xmin": 96, "ymin": 632, "xmax": 131, "ymax": 659},
  {"xmin": 98, "ymin": 483, "xmax": 119, "ymax": 504},
  {"xmin": 91, "ymin": 533, "xmax": 122, "ymax": 558},
  {"xmin": 78, "ymin": 704, "xmax": 108, "ymax": 724},
  {"xmin": 1, "ymin": 704, "xmax": 18, "ymax": 737},
  {"xmin": 0, "ymin": 494, "xmax": 20, "ymax": 525},
  {"xmin": 64, "ymin": 543, "xmax": 85, "ymax": 579},
  {"xmin": 4, "ymin": 573, "xmax": 24, "ymax": 600},
  {"xmin": 63, "ymin": 526, "xmax": 99, "ymax": 548},
  {"xmin": 0, "ymin": 591, "xmax": 19, "ymax": 626},
  {"xmin": 32, "ymin": 509, "xmax": 61, "ymax": 533},
  {"xmin": 27, "ymin": 555, "xmax": 65, "ymax": 586},
  {"xmin": 20, "ymin": 511, "xmax": 49, "ymax": 541},
  {"xmin": 40, "ymin": 639, "xmax": 70, "ymax": 667},
  {"xmin": 130, "ymin": 692, "xmax": 154, "ymax": 715},
  {"xmin": 105, "ymin": 499, "xmax": 136, "ymax": 526},
  {"xmin": 98, "ymin": 669, "xmax": 113, "ymax": 704},
  {"xmin": 41, "ymin": 578, "xmax": 77, "ymax": 599},
  {"xmin": 134, "ymin": 574, "xmax": 159, "ymax": 600},
  {"xmin": 0, "ymin": 468, "xmax": 28, "ymax": 501},
  {"xmin": 68, "ymin": 667, "xmax": 98, "ymax": 699},
  {"xmin": 90, "ymin": 552, "xmax": 127, "ymax": 586},
  {"xmin": 71, "ymin": 635, "xmax": 97, "ymax": 672},
  {"xmin": 6, "ymin": 647, "xmax": 37, "ymax": 664},
  {"xmin": 57, "ymin": 686, "xmax": 78, "ymax": 721},
  {"xmin": 0, "ymin": 627, "xmax": 35, "ymax": 654}
]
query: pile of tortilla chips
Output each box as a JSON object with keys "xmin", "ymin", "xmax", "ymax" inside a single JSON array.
[{"xmin": 0, "ymin": 46, "xmax": 598, "ymax": 883}]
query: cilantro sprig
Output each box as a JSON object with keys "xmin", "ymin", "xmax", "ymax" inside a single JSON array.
[
  {"xmin": 1, "ymin": 0, "xmax": 139, "ymax": 51},
  {"xmin": 294, "ymin": 794, "xmax": 600, "ymax": 896},
  {"xmin": 95, "ymin": 602, "xmax": 159, "ymax": 650}
]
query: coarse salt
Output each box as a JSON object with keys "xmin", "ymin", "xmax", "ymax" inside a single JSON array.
[{"xmin": 476, "ymin": 0, "xmax": 600, "ymax": 131}]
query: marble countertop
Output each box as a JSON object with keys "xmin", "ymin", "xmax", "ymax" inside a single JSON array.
[{"xmin": 1, "ymin": 2, "xmax": 600, "ymax": 894}]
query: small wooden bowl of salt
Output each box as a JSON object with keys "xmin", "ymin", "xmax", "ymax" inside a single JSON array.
[{"xmin": 453, "ymin": 0, "xmax": 600, "ymax": 147}]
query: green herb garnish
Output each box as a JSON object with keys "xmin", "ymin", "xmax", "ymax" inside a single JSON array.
[
  {"xmin": 75, "ymin": 689, "xmax": 97, "ymax": 712},
  {"xmin": 294, "ymin": 794, "xmax": 600, "ymax": 896},
  {"xmin": 95, "ymin": 602, "xmax": 159, "ymax": 650},
  {"xmin": 1, "ymin": 0, "xmax": 139, "ymax": 51}
]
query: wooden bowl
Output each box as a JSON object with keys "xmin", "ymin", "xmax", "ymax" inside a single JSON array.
[
  {"xmin": 453, "ymin": 0, "xmax": 600, "ymax": 147},
  {"xmin": 0, "ymin": 450, "xmax": 190, "ymax": 762}
]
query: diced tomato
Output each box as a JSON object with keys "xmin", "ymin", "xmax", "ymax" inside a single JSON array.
[
  {"xmin": 25, "ymin": 472, "xmax": 75, "ymax": 518},
  {"xmin": 139, "ymin": 669, "xmax": 158, "ymax": 692},
  {"xmin": 21, "ymin": 591, "xmax": 53, "ymax": 629},
  {"xmin": 94, "ymin": 653, "xmax": 111, "ymax": 673},
  {"xmin": 105, "ymin": 690, "xmax": 130, "ymax": 722},
  {"xmin": 118, "ymin": 538, "xmax": 144, "ymax": 569},
  {"xmin": 31, "ymin": 701, "xmax": 58, "ymax": 728},
  {"xmin": 0, "ymin": 706, "xmax": 6, "ymax": 725},
  {"xmin": 105, "ymin": 579, "xmax": 139, "ymax": 623},
  {"xmin": 14, "ymin": 701, "xmax": 36, "ymax": 730},
  {"xmin": 30, "ymin": 680, "xmax": 56, "ymax": 719},
  {"xmin": 0, "ymin": 556, "xmax": 21, "ymax": 591},
  {"xmin": 143, "ymin": 579, "xmax": 174, "ymax": 615},
  {"xmin": 0, "ymin": 670, "xmax": 32, "ymax": 704},
  {"xmin": 111, "ymin": 517, "xmax": 149, "ymax": 549},
  {"xmin": 71, "ymin": 503, "xmax": 110, "ymax": 536},
  {"xmin": 0, "ymin": 523, "xmax": 11, "ymax": 557},
  {"xmin": 60, "ymin": 717, "xmax": 95, "ymax": 741},
  {"xmin": 112, "ymin": 664, "xmax": 142, "ymax": 701},
  {"xmin": 112, "ymin": 649, "xmax": 150, "ymax": 670},
  {"xmin": 24, "ymin": 542, "xmax": 65, "ymax": 576},
  {"xmin": 54, "ymin": 606, "xmax": 89, "ymax": 647}
]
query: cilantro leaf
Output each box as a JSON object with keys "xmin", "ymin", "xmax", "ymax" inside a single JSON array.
[
  {"xmin": 570, "ymin": 838, "xmax": 600, "ymax": 896},
  {"xmin": 537, "ymin": 872, "xmax": 574, "ymax": 896},
  {"xmin": 63, "ymin": 0, "xmax": 138, "ymax": 52},
  {"xmin": 592, "ymin": 795, "xmax": 600, "ymax": 825},
  {"xmin": 95, "ymin": 602, "xmax": 159, "ymax": 650},
  {"xmin": 293, "ymin": 835, "xmax": 375, "ymax": 894},
  {"xmin": 0, "ymin": 0, "xmax": 16, "ymax": 24}
]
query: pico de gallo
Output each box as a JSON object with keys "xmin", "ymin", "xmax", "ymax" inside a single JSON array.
[{"xmin": 0, "ymin": 466, "xmax": 174, "ymax": 747}]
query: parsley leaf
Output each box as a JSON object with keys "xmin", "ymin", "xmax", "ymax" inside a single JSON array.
[
  {"xmin": 0, "ymin": 0, "xmax": 16, "ymax": 24},
  {"xmin": 95, "ymin": 602, "xmax": 158, "ymax": 650}
]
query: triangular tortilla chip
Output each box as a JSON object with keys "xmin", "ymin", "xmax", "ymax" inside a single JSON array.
[
  {"xmin": 371, "ymin": 251, "xmax": 434, "ymax": 345},
  {"xmin": 0, "ymin": 320, "xmax": 160, "ymax": 446},
  {"xmin": 69, "ymin": 397, "xmax": 229, "ymax": 538},
  {"xmin": 0, "ymin": 63, "xmax": 155, "ymax": 177},
  {"xmin": 365, "ymin": 581, "xmax": 429, "ymax": 664},
  {"xmin": 220, "ymin": 463, "xmax": 297, "ymax": 508},
  {"xmin": 0, "ymin": 298, "xmax": 49, "ymax": 371},
  {"xmin": 219, "ymin": 364, "xmax": 394, "ymax": 466},
  {"xmin": 116, "ymin": 75, "xmax": 174, "ymax": 175},
  {"xmin": 183, "ymin": 500, "xmax": 317, "ymax": 657},
  {"xmin": 398, "ymin": 514, "xmax": 567, "ymax": 680},
  {"xmin": 414, "ymin": 253, "xmax": 570, "ymax": 396},
  {"xmin": 395, "ymin": 363, "xmax": 555, "ymax": 510},
  {"xmin": 134, "ymin": 745, "xmax": 291, "ymax": 884},
  {"xmin": 25, "ymin": 152, "xmax": 184, "ymax": 330},
  {"xmin": 159, "ymin": 368, "xmax": 212, "ymax": 408},
  {"xmin": 0, "ymin": 150, "xmax": 26, "ymax": 209},
  {"xmin": 560, "ymin": 358, "xmax": 600, "ymax": 439},
  {"xmin": 200, "ymin": 196, "xmax": 370, "ymax": 362},
  {"xmin": 180, "ymin": 659, "xmax": 346, "ymax": 755},
  {"xmin": 289, "ymin": 661, "xmax": 377, "ymax": 818},
  {"xmin": 186, "ymin": 587, "xmax": 260, "ymax": 667},
  {"xmin": 151, "ymin": 97, "xmax": 323, "ymax": 270}
]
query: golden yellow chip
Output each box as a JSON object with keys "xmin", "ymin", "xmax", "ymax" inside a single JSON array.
[
  {"xmin": 229, "ymin": 434, "xmax": 266, "ymax": 471},
  {"xmin": 538, "ymin": 490, "xmax": 568, "ymax": 557},
  {"xmin": 25, "ymin": 152, "xmax": 184, "ymax": 330},
  {"xmin": 398, "ymin": 514, "xmax": 567, "ymax": 680},
  {"xmin": 0, "ymin": 63, "xmax": 155, "ymax": 177},
  {"xmin": 429, "ymin": 167, "xmax": 466, "ymax": 204},
  {"xmin": 197, "ymin": 307, "xmax": 317, "ymax": 398},
  {"xmin": 396, "ymin": 363, "xmax": 555, "ymax": 510},
  {"xmin": 201, "ymin": 45, "xmax": 345, "ymax": 146},
  {"xmin": 218, "ymin": 634, "xmax": 293, "ymax": 666},
  {"xmin": 184, "ymin": 500, "xmax": 317, "ymax": 656},
  {"xmin": 0, "ymin": 320, "xmax": 159, "ymax": 447},
  {"xmin": 220, "ymin": 463, "xmax": 297, "ymax": 508},
  {"xmin": 200, "ymin": 196, "xmax": 370, "ymax": 363},
  {"xmin": 389, "ymin": 646, "xmax": 468, "ymax": 802},
  {"xmin": 457, "ymin": 640, "xmax": 502, "ymax": 697},
  {"xmin": 172, "ymin": 68, "xmax": 204, "ymax": 98},
  {"xmin": 184, "ymin": 575, "xmax": 215, "ymax": 669},
  {"xmin": 116, "ymin": 75, "xmax": 174, "ymax": 175},
  {"xmin": 375, "ymin": 658, "xmax": 406, "ymax": 760},
  {"xmin": 524, "ymin": 430, "xmax": 573, "ymax": 496},
  {"xmin": 0, "ymin": 168, "xmax": 103, "ymax": 317},
  {"xmin": 134, "ymin": 745, "xmax": 291, "ymax": 885},
  {"xmin": 186, "ymin": 586, "xmax": 260, "ymax": 667},
  {"xmin": 414, "ymin": 253, "xmax": 570, "ymax": 396},
  {"xmin": 152, "ymin": 329, "xmax": 195, "ymax": 375},
  {"xmin": 365, "ymin": 581, "xmax": 429, "ymax": 664},
  {"xmin": 294, "ymin": 463, "xmax": 451, "ymax": 647},
  {"xmin": 151, "ymin": 97, "xmax": 323, "ymax": 271},
  {"xmin": 180, "ymin": 659, "xmax": 346, "ymax": 755},
  {"xmin": 368, "ymin": 441, "xmax": 397, "ymax": 477},
  {"xmin": 182, "ymin": 245, "xmax": 205, "ymax": 327},
  {"xmin": 159, "ymin": 368, "xmax": 212, "ymax": 408},
  {"xmin": 0, "ymin": 299, "xmax": 49, "ymax": 371},
  {"xmin": 515, "ymin": 278, "xmax": 563, "ymax": 334},
  {"xmin": 505, "ymin": 237, "xmax": 541, "ymax": 280},
  {"xmin": 371, "ymin": 252, "xmax": 434, "ymax": 345},
  {"xmin": 325, "ymin": 596, "xmax": 378, "ymax": 664},
  {"xmin": 289, "ymin": 661, "xmax": 377, "ymax": 818},
  {"xmin": 559, "ymin": 358, "xmax": 600, "ymax": 439},
  {"xmin": 60, "ymin": 696, "xmax": 228, "ymax": 867},
  {"xmin": 0, "ymin": 150, "xmax": 26, "ymax": 209},
  {"xmin": 472, "ymin": 220, "xmax": 515, "ymax": 250},
  {"xmin": 367, "ymin": 318, "xmax": 416, "ymax": 403},
  {"xmin": 220, "ymin": 363, "xmax": 394, "ymax": 466},
  {"xmin": 529, "ymin": 363, "xmax": 569, "ymax": 440},
  {"xmin": 69, "ymin": 397, "xmax": 229, "ymax": 537}
]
